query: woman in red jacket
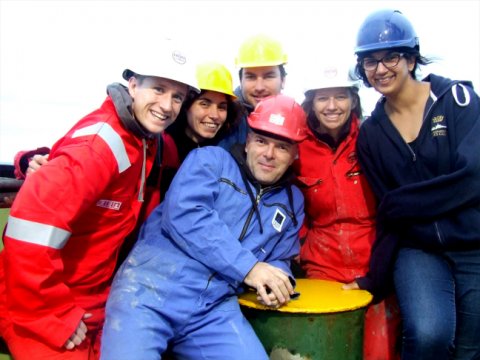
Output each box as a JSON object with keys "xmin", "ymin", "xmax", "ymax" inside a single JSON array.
[{"xmin": 292, "ymin": 62, "xmax": 401, "ymax": 360}]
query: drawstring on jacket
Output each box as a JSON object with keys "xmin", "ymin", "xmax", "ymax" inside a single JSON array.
[
  {"xmin": 137, "ymin": 139, "xmax": 146, "ymax": 201},
  {"xmin": 238, "ymin": 167, "xmax": 264, "ymax": 234},
  {"xmin": 286, "ymin": 185, "xmax": 298, "ymax": 227},
  {"xmin": 107, "ymin": 83, "xmax": 157, "ymax": 202}
]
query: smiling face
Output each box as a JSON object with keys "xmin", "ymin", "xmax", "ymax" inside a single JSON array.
[
  {"xmin": 245, "ymin": 131, "xmax": 297, "ymax": 185},
  {"xmin": 128, "ymin": 76, "xmax": 188, "ymax": 134},
  {"xmin": 240, "ymin": 66, "xmax": 285, "ymax": 107},
  {"xmin": 185, "ymin": 90, "xmax": 228, "ymax": 143},
  {"xmin": 364, "ymin": 50, "xmax": 415, "ymax": 96},
  {"xmin": 312, "ymin": 87, "xmax": 355, "ymax": 140}
]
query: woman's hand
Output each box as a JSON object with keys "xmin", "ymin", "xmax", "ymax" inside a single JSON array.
[{"xmin": 342, "ymin": 281, "xmax": 360, "ymax": 290}]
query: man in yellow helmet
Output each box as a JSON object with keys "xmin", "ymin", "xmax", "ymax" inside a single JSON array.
[{"xmin": 217, "ymin": 34, "xmax": 288, "ymax": 151}]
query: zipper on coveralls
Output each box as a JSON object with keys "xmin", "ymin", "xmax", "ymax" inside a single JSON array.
[
  {"xmin": 239, "ymin": 189, "xmax": 264, "ymax": 241},
  {"xmin": 205, "ymin": 184, "xmax": 281, "ymax": 289},
  {"xmin": 238, "ymin": 184, "xmax": 283, "ymax": 241},
  {"xmin": 203, "ymin": 183, "xmax": 258, "ymax": 288}
]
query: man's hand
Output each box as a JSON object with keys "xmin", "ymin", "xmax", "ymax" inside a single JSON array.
[
  {"xmin": 244, "ymin": 262, "xmax": 294, "ymax": 307},
  {"xmin": 256, "ymin": 291, "xmax": 282, "ymax": 309},
  {"xmin": 26, "ymin": 154, "xmax": 49, "ymax": 176},
  {"xmin": 64, "ymin": 313, "xmax": 92, "ymax": 350}
]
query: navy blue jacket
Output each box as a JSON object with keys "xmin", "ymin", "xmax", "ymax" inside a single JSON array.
[
  {"xmin": 356, "ymin": 74, "xmax": 480, "ymax": 296},
  {"xmin": 216, "ymin": 86, "xmax": 253, "ymax": 151}
]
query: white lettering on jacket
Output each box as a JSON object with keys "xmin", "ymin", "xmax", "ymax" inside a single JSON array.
[{"xmin": 96, "ymin": 199, "xmax": 122, "ymax": 210}]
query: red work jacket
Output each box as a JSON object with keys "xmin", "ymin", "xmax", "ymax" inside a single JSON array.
[
  {"xmin": 0, "ymin": 97, "xmax": 157, "ymax": 348},
  {"xmin": 293, "ymin": 116, "xmax": 377, "ymax": 282}
]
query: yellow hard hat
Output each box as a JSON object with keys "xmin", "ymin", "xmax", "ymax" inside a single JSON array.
[
  {"xmin": 235, "ymin": 34, "xmax": 288, "ymax": 68},
  {"xmin": 196, "ymin": 62, "xmax": 236, "ymax": 98}
]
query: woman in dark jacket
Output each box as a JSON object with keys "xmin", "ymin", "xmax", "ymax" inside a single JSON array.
[
  {"xmin": 345, "ymin": 9, "xmax": 480, "ymax": 360},
  {"xmin": 158, "ymin": 61, "xmax": 243, "ymax": 199}
]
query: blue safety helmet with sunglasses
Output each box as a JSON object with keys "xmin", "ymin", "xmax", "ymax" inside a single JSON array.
[{"xmin": 354, "ymin": 9, "xmax": 419, "ymax": 55}]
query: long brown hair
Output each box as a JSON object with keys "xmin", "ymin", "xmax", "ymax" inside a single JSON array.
[{"xmin": 170, "ymin": 90, "xmax": 245, "ymax": 141}]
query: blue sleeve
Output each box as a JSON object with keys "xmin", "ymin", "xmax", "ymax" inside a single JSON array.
[
  {"xmin": 356, "ymin": 121, "xmax": 399, "ymax": 299},
  {"xmin": 216, "ymin": 117, "xmax": 249, "ymax": 151},
  {"xmin": 355, "ymin": 223, "xmax": 398, "ymax": 301},
  {"xmin": 161, "ymin": 147, "xmax": 258, "ymax": 285}
]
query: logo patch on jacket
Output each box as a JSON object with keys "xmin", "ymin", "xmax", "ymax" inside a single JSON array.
[
  {"xmin": 431, "ymin": 115, "xmax": 447, "ymax": 137},
  {"xmin": 272, "ymin": 208, "xmax": 286, "ymax": 232},
  {"xmin": 96, "ymin": 199, "xmax": 122, "ymax": 210}
]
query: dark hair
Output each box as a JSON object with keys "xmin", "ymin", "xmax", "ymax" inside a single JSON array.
[
  {"xmin": 171, "ymin": 90, "xmax": 244, "ymax": 141},
  {"xmin": 301, "ymin": 87, "xmax": 363, "ymax": 125},
  {"xmin": 132, "ymin": 74, "xmax": 147, "ymax": 85},
  {"xmin": 248, "ymin": 128, "xmax": 296, "ymax": 145},
  {"xmin": 355, "ymin": 47, "xmax": 433, "ymax": 88},
  {"xmin": 238, "ymin": 64, "xmax": 287, "ymax": 82}
]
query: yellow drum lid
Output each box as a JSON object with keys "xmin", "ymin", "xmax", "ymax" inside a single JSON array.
[{"xmin": 238, "ymin": 279, "xmax": 373, "ymax": 314}]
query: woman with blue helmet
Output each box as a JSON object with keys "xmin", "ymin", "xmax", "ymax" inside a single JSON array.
[{"xmin": 344, "ymin": 8, "xmax": 480, "ymax": 360}]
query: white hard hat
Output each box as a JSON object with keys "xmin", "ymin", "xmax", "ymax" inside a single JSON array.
[
  {"xmin": 304, "ymin": 63, "xmax": 360, "ymax": 95},
  {"xmin": 123, "ymin": 38, "xmax": 200, "ymax": 93}
]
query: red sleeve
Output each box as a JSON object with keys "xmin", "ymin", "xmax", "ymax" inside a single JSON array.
[{"xmin": 4, "ymin": 142, "xmax": 116, "ymax": 348}]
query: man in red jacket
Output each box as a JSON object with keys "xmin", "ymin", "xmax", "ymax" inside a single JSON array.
[{"xmin": 0, "ymin": 40, "xmax": 199, "ymax": 360}]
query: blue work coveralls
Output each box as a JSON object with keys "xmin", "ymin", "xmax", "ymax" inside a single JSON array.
[{"xmin": 101, "ymin": 145, "xmax": 304, "ymax": 359}]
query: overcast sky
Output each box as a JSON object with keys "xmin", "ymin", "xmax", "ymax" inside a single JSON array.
[{"xmin": 1, "ymin": 0, "xmax": 479, "ymax": 163}]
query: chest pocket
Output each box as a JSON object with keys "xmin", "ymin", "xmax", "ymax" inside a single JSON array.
[
  {"xmin": 296, "ymin": 176, "xmax": 322, "ymax": 188},
  {"xmin": 296, "ymin": 176, "xmax": 335, "ymax": 220}
]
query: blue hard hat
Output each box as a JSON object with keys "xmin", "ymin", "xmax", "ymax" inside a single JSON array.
[{"xmin": 355, "ymin": 9, "xmax": 419, "ymax": 55}]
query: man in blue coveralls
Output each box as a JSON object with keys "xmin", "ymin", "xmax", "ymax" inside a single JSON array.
[{"xmin": 101, "ymin": 94, "xmax": 307, "ymax": 360}]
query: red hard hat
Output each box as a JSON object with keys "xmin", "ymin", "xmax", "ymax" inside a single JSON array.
[{"xmin": 247, "ymin": 95, "xmax": 307, "ymax": 142}]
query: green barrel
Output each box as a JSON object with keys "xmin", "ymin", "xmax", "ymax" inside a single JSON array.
[
  {"xmin": 0, "ymin": 208, "xmax": 9, "ymax": 235},
  {"xmin": 239, "ymin": 279, "xmax": 372, "ymax": 360}
]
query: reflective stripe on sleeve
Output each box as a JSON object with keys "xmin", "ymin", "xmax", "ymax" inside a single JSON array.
[
  {"xmin": 6, "ymin": 215, "xmax": 71, "ymax": 249},
  {"xmin": 72, "ymin": 122, "xmax": 131, "ymax": 173}
]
